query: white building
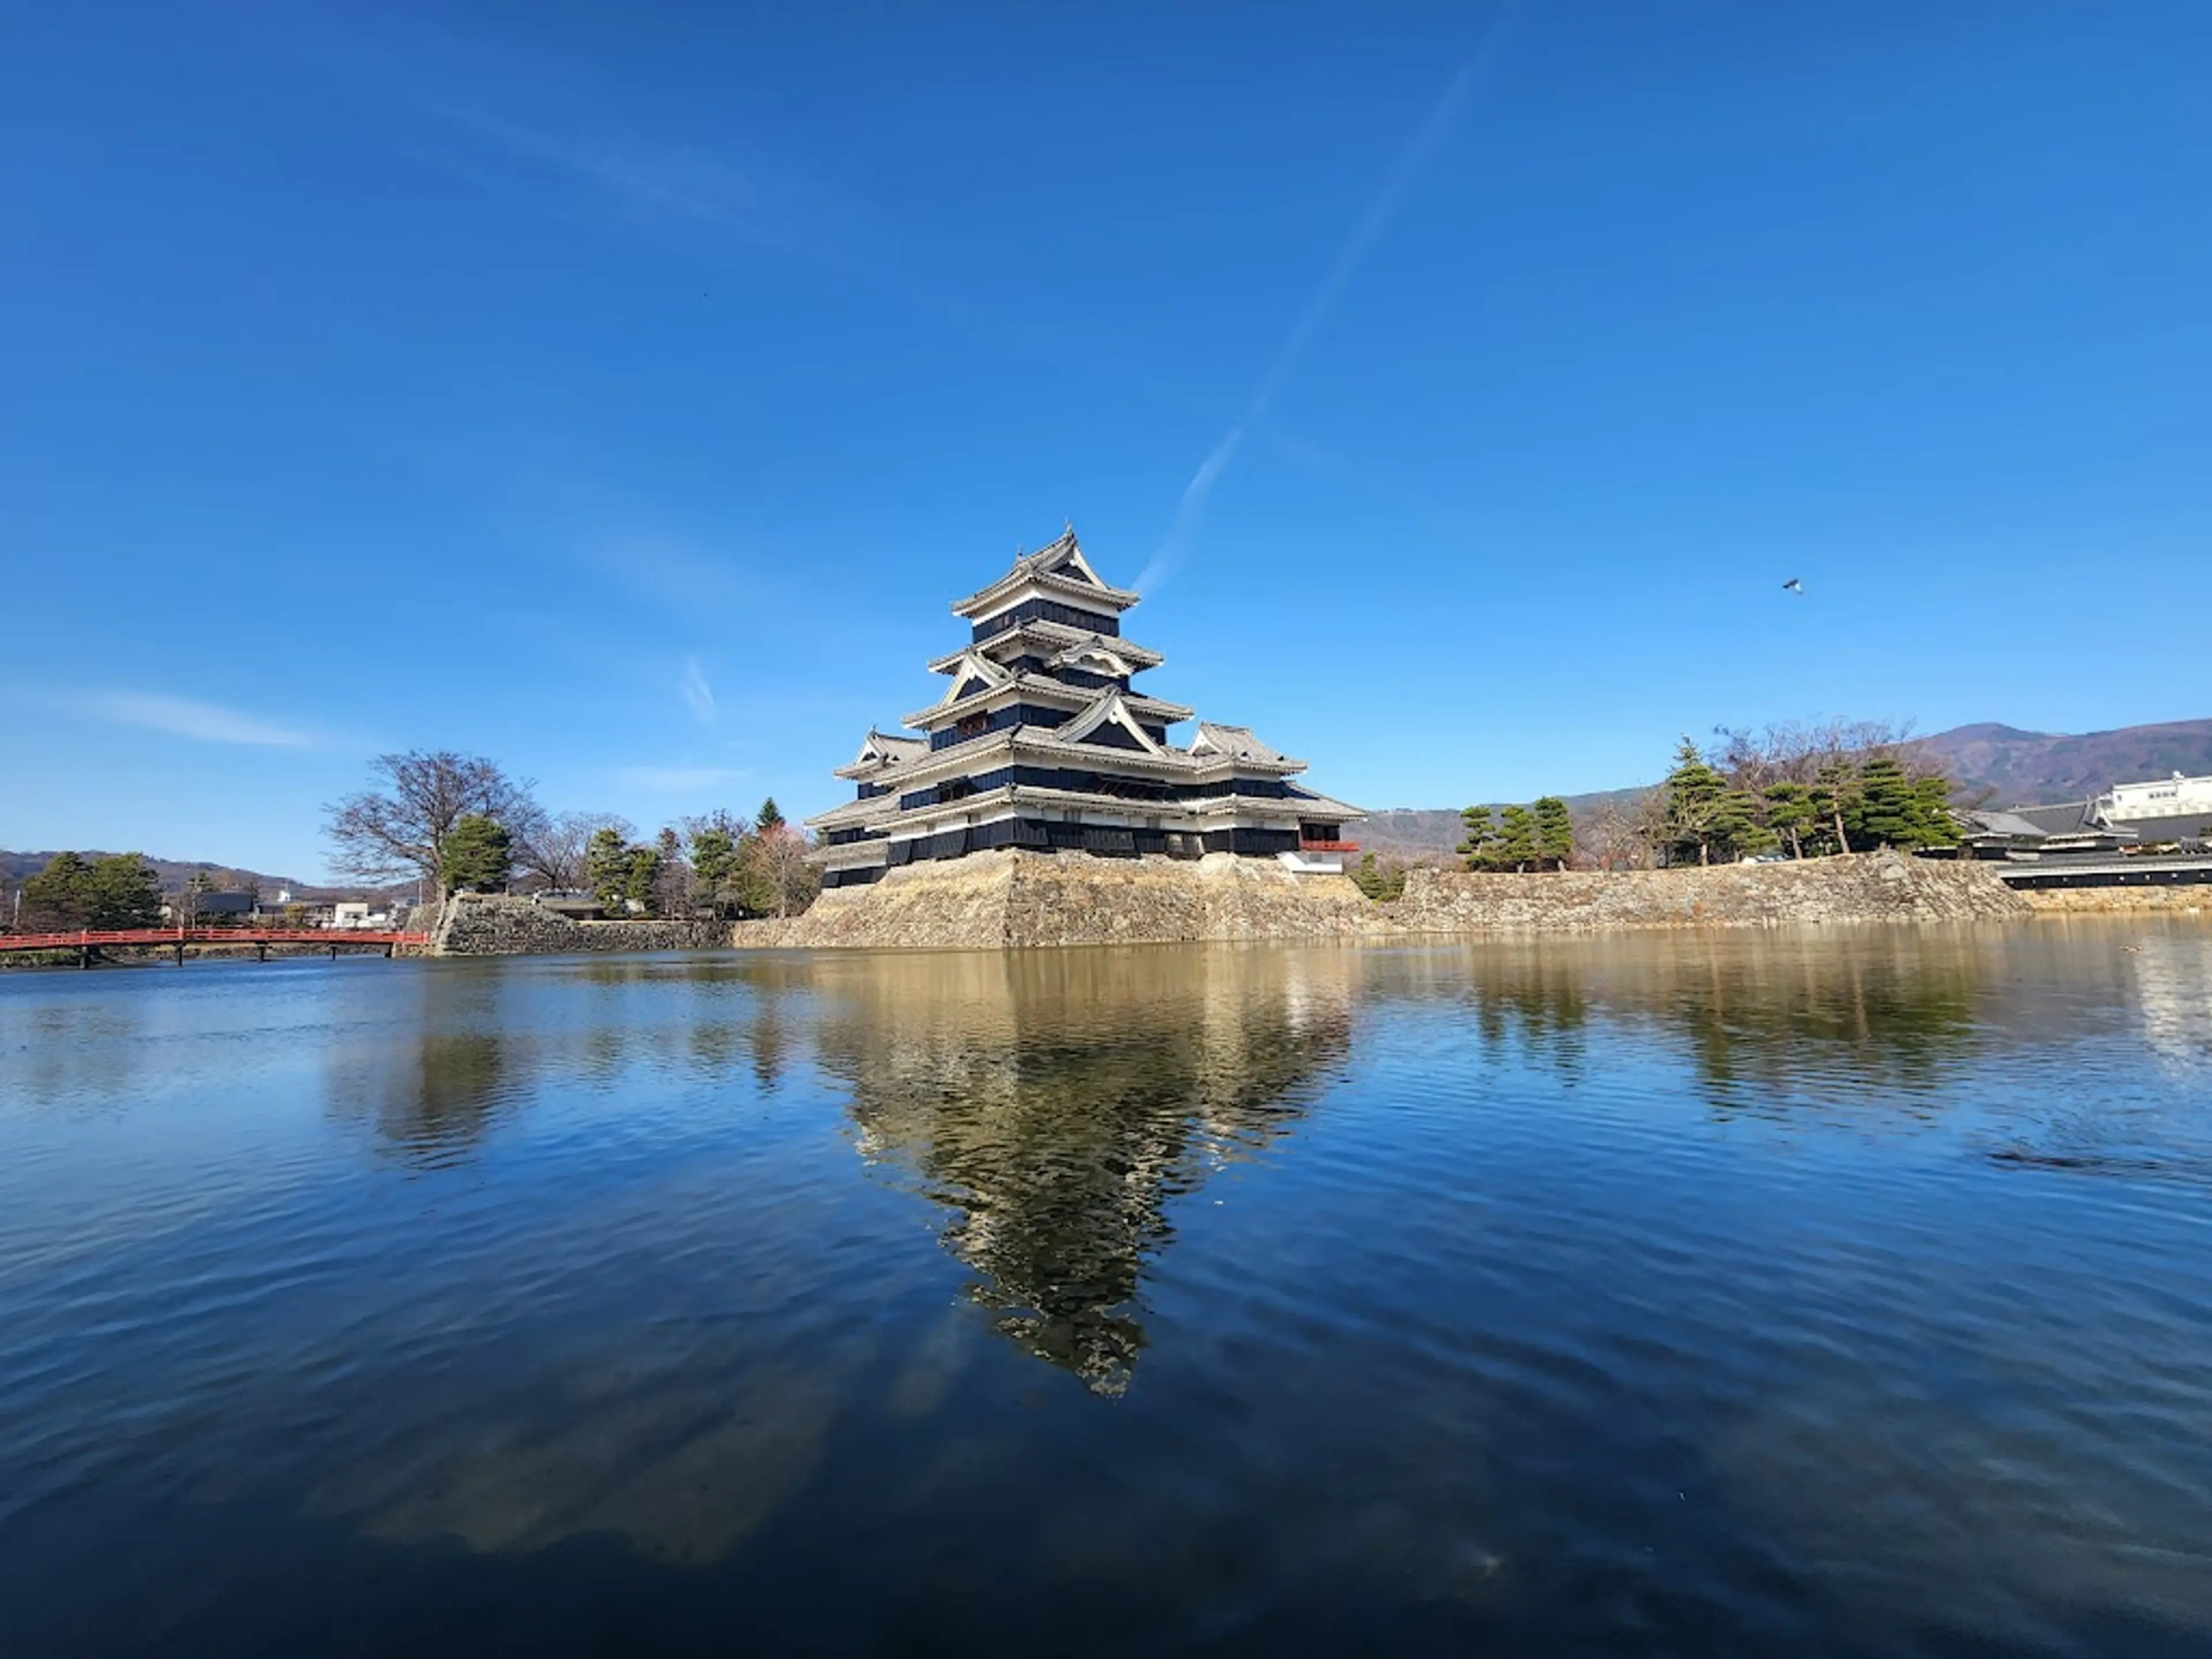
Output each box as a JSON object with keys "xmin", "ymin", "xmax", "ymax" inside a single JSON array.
[{"xmin": 2092, "ymin": 773, "xmax": 2212, "ymax": 827}]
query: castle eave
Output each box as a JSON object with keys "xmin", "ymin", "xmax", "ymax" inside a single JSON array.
[
  {"xmin": 905, "ymin": 676, "xmax": 1195, "ymax": 731},
  {"xmin": 953, "ymin": 567, "xmax": 1141, "ymax": 620},
  {"xmin": 929, "ymin": 622, "xmax": 1164, "ymax": 675}
]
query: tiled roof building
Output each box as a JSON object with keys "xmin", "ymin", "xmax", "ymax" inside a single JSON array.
[{"xmin": 808, "ymin": 529, "xmax": 1362, "ymax": 888}]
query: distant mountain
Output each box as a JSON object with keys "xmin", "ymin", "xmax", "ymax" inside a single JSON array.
[
  {"xmin": 1360, "ymin": 718, "xmax": 2212, "ymax": 861},
  {"xmin": 1919, "ymin": 719, "xmax": 2212, "ymax": 807},
  {"xmin": 0, "ymin": 850, "xmax": 401, "ymax": 903},
  {"xmin": 1355, "ymin": 810, "xmax": 1469, "ymax": 865},
  {"xmin": 14, "ymin": 719, "xmax": 2207, "ymax": 881}
]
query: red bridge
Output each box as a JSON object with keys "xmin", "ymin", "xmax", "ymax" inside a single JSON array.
[{"xmin": 0, "ymin": 928, "xmax": 429, "ymax": 965}]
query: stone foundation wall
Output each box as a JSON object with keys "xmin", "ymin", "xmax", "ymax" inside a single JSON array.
[
  {"xmin": 733, "ymin": 851, "xmax": 1388, "ymax": 950},
  {"xmin": 2017, "ymin": 884, "xmax": 2212, "ymax": 915},
  {"xmin": 434, "ymin": 895, "xmax": 729, "ymax": 956},
  {"xmin": 731, "ymin": 849, "xmax": 2031, "ymax": 950},
  {"xmin": 1393, "ymin": 851, "xmax": 2031, "ymax": 933}
]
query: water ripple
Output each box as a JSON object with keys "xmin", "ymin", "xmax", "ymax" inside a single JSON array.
[{"xmin": 2, "ymin": 925, "xmax": 2210, "ymax": 1654}]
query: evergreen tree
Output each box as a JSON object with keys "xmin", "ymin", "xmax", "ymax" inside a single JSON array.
[
  {"xmin": 439, "ymin": 815, "xmax": 513, "ymax": 894},
  {"xmin": 620, "ymin": 845, "xmax": 663, "ymax": 914},
  {"xmin": 586, "ymin": 827, "xmax": 631, "ymax": 909},
  {"xmin": 1911, "ymin": 774, "xmax": 1960, "ymax": 848},
  {"xmin": 1351, "ymin": 851, "xmax": 1406, "ymax": 901},
  {"xmin": 1855, "ymin": 754, "xmax": 1955, "ymax": 850},
  {"xmin": 1713, "ymin": 790, "xmax": 1775, "ymax": 860},
  {"xmin": 24, "ymin": 853, "xmax": 164, "ymax": 929},
  {"xmin": 755, "ymin": 797, "xmax": 785, "ymax": 833},
  {"xmin": 1456, "ymin": 805, "xmax": 1497, "ymax": 872},
  {"xmin": 1660, "ymin": 738, "xmax": 1729, "ymax": 865},
  {"xmin": 22, "ymin": 853, "xmax": 93, "ymax": 928},
  {"xmin": 1494, "ymin": 804, "xmax": 1539, "ymax": 872},
  {"xmin": 89, "ymin": 855, "xmax": 164, "ymax": 928},
  {"xmin": 1532, "ymin": 796, "xmax": 1575, "ymax": 870},
  {"xmin": 687, "ymin": 812, "xmax": 747, "ymax": 919},
  {"xmin": 1810, "ymin": 758, "xmax": 1859, "ymax": 854},
  {"xmin": 1762, "ymin": 782, "xmax": 1815, "ymax": 858}
]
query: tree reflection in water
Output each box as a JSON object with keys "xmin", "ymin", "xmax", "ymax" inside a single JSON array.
[
  {"xmin": 1377, "ymin": 930, "xmax": 1987, "ymax": 1126},
  {"xmin": 808, "ymin": 946, "xmax": 1356, "ymax": 1395},
  {"xmin": 321, "ymin": 969, "xmax": 519, "ymax": 1169}
]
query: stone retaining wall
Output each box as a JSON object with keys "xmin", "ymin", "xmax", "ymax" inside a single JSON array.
[
  {"xmin": 434, "ymin": 895, "xmax": 728, "ymax": 956},
  {"xmin": 2017, "ymin": 884, "xmax": 2212, "ymax": 915},
  {"xmin": 733, "ymin": 851, "xmax": 1388, "ymax": 950},
  {"xmin": 731, "ymin": 849, "xmax": 2031, "ymax": 950},
  {"xmin": 1394, "ymin": 851, "xmax": 2031, "ymax": 933}
]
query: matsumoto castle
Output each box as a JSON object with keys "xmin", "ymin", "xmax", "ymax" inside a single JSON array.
[{"xmin": 808, "ymin": 529, "xmax": 1362, "ymax": 888}]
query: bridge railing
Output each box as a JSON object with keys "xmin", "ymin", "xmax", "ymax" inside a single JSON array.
[{"xmin": 0, "ymin": 928, "xmax": 429, "ymax": 952}]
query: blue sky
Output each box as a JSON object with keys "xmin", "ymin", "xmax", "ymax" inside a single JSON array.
[{"xmin": 4, "ymin": 2, "xmax": 2207, "ymax": 880}]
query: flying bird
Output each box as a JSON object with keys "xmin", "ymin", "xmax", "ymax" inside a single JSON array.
[{"xmin": 1782, "ymin": 578, "xmax": 1803, "ymax": 594}]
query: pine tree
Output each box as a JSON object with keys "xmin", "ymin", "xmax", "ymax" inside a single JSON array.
[
  {"xmin": 620, "ymin": 845, "xmax": 662, "ymax": 914},
  {"xmin": 1532, "ymin": 796, "xmax": 1574, "ymax": 871},
  {"xmin": 21, "ymin": 853, "xmax": 93, "ymax": 929},
  {"xmin": 1762, "ymin": 782, "xmax": 1815, "ymax": 858},
  {"xmin": 586, "ymin": 827, "xmax": 631, "ymax": 910},
  {"xmin": 688, "ymin": 815, "xmax": 744, "ymax": 918},
  {"xmin": 756, "ymin": 797, "xmax": 785, "ymax": 833},
  {"xmin": 1351, "ymin": 851, "xmax": 1406, "ymax": 901},
  {"xmin": 1855, "ymin": 753, "xmax": 1952, "ymax": 850},
  {"xmin": 1660, "ymin": 738, "xmax": 1729, "ymax": 865},
  {"xmin": 1712, "ymin": 790, "xmax": 1775, "ymax": 861},
  {"xmin": 1911, "ymin": 774, "xmax": 1959, "ymax": 848},
  {"xmin": 1494, "ymin": 804, "xmax": 1539, "ymax": 872},
  {"xmin": 83, "ymin": 855, "xmax": 164, "ymax": 928},
  {"xmin": 1457, "ymin": 805, "xmax": 1498, "ymax": 872},
  {"xmin": 439, "ymin": 815, "xmax": 513, "ymax": 894},
  {"xmin": 1810, "ymin": 758, "xmax": 1860, "ymax": 854}
]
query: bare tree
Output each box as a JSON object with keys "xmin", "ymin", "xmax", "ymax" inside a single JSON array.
[
  {"xmin": 513, "ymin": 810, "xmax": 631, "ymax": 893},
  {"xmin": 745, "ymin": 823, "xmax": 818, "ymax": 919},
  {"xmin": 1580, "ymin": 791, "xmax": 1663, "ymax": 870},
  {"xmin": 1715, "ymin": 718, "xmax": 1937, "ymax": 790},
  {"xmin": 324, "ymin": 751, "xmax": 538, "ymax": 895}
]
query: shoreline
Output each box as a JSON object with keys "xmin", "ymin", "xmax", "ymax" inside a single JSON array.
[
  {"xmin": 728, "ymin": 848, "xmax": 2075, "ymax": 952},
  {"xmin": 6, "ymin": 865, "xmax": 2196, "ymax": 970}
]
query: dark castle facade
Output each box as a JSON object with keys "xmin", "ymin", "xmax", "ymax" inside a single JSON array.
[{"xmin": 807, "ymin": 531, "xmax": 1361, "ymax": 889}]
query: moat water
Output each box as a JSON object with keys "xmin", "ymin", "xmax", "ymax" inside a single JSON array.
[{"xmin": 3, "ymin": 924, "xmax": 2210, "ymax": 1656}]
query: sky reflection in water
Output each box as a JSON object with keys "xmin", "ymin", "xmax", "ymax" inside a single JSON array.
[{"xmin": 1, "ymin": 921, "xmax": 2209, "ymax": 1656}]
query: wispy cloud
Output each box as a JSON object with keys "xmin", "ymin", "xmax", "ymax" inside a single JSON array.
[
  {"xmin": 287, "ymin": 17, "xmax": 1218, "ymax": 418},
  {"xmin": 63, "ymin": 690, "xmax": 314, "ymax": 748},
  {"xmin": 679, "ymin": 656, "xmax": 717, "ymax": 724},
  {"xmin": 1138, "ymin": 6, "xmax": 1520, "ymax": 596},
  {"xmin": 310, "ymin": 28, "xmax": 831, "ymax": 252},
  {"xmin": 440, "ymin": 105, "xmax": 815, "ymax": 247},
  {"xmin": 463, "ymin": 109, "xmax": 753, "ymax": 222},
  {"xmin": 615, "ymin": 764, "xmax": 751, "ymax": 796},
  {"xmin": 581, "ymin": 528, "xmax": 799, "ymax": 618},
  {"xmin": 1137, "ymin": 428, "xmax": 1246, "ymax": 596}
]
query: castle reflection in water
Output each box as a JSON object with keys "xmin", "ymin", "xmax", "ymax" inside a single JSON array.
[
  {"xmin": 805, "ymin": 946, "xmax": 1357, "ymax": 1394},
  {"xmin": 296, "ymin": 925, "xmax": 2209, "ymax": 1399}
]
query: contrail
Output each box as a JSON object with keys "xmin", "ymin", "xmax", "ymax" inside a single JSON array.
[{"xmin": 1137, "ymin": 6, "xmax": 1519, "ymax": 596}]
